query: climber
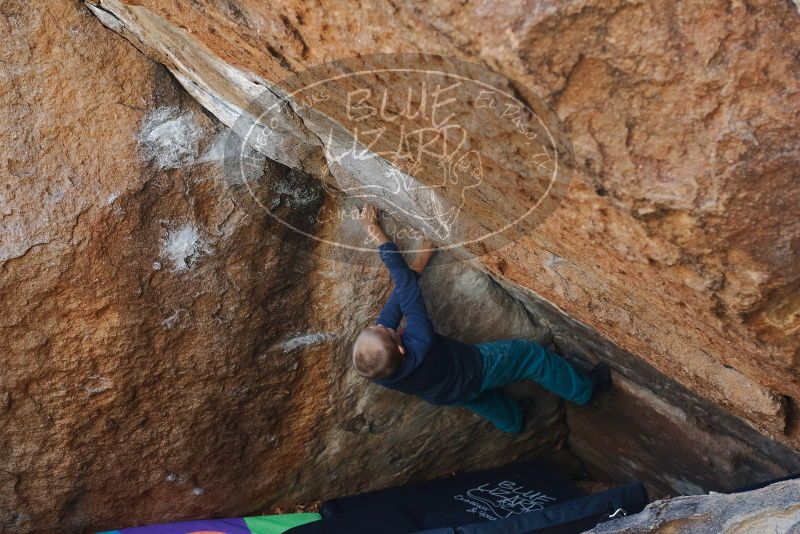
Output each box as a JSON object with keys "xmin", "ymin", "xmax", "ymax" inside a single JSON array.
[{"xmin": 352, "ymin": 204, "xmax": 611, "ymax": 433}]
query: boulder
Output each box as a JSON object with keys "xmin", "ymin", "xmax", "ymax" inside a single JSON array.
[
  {"xmin": 0, "ymin": 4, "xmax": 569, "ymax": 531},
  {"xmin": 588, "ymin": 479, "xmax": 800, "ymax": 534},
  {"xmin": 82, "ymin": 0, "xmax": 800, "ymax": 498},
  {"xmin": 2, "ymin": 0, "xmax": 800, "ymax": 532},
  {"xmin": 83, "ymin": 0, "xmax": 800, "ymax": 444}
]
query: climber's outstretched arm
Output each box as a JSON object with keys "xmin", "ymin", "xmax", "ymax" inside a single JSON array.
[{"xmin": 360, "ymin": 204, "xmax": 434, "ymax": 351}]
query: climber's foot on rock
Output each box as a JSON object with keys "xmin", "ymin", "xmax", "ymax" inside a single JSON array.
[
  {"xmin": 517, "ymin": 397, "xmax": 536, "ymax": 432},
  {"xmin": 587, "ymin": 363, "xmax": 611, "ymax": 401}
]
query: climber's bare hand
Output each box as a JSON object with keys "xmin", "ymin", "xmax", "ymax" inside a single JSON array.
[
  {"xmin": 358, "ymin": 204, "xmax": 389, "ymax": 245},
  {"xmin": 358, "ymin": 204, "xmax": 379, "ymax": 228},
  {"xmin": 410, "ymin": 238, "xmax": 435, "ymax": 274}
]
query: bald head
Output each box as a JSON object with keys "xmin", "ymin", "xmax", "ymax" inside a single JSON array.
[{"xmin": 352, "ymin": 326, "xmax": 403, "ymax": 379}]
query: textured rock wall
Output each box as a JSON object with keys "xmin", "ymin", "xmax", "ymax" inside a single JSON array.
[
  {"xmin": 3, "ymin": 0, "xmax": 800, "ymax": 532},
  {"xmin": 1, "ymin": 2, "xmax": 573, "ymax": 532},
  {"xmin": 588, "ymin": 479, "xmax": 800, "ymax": 533},
  {"xmin": 406, "ymin": 0, "xmax": 800, "ymax": 436},
  {"xmin": 82, "ymin": 0, "xmax": 800, "ymax": 484},
  {"xmin": 82, "ymin": 0, "xmax": 800, "ymax": 445},
  {"xmin": 510, "ymin": 285, "xmax": 800, "ymax": 498}
]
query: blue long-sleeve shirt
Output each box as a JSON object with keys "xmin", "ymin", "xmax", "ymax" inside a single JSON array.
[{"xmin": 374, "ymin": 242, "xmax": 483, "ymax": 405}]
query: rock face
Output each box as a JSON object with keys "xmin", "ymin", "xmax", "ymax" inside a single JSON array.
[
  {"xmin": 510, "ymin": 283, "xmax": 800, "ymax": 499},
  {"xmin": 2, "ymin": 1, "xmax": 800, "ymax": 533},
  {"xmin": 83, "ymin": 0, "xmax": 800, "ymax": 441},
  {"xmin": 588, "ymin": 479, "xmax": 800, "ymax": 533},
  {"xmin": 1, "ymin": 3, "xmax": 571, "ymax": 532}
]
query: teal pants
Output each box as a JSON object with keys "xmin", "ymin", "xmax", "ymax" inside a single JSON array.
[{"xmin": 458, "ymin": 339, "xmax": 593, "ymax": 433}]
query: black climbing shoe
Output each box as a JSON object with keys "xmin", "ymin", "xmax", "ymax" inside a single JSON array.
[
  {"xmin": 587, "ymin": 362, "xmax": 611, "ymax": 399},
  {"xmin": 517, "ymin": 397, "xmax": 536, "ymax": 433}
]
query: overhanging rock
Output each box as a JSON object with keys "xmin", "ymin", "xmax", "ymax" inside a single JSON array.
[{"xmin": 84, "ymin": 0, "xmax": 798, "ymax": 445}]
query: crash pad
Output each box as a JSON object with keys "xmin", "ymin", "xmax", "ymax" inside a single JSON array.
[
  {"xmin": 96, "ymin": 512, "xmax": 321, "ymax": 534},
  {"xmin": 318, "ymin": 461, "xmax": 583, "ymax": 530}
]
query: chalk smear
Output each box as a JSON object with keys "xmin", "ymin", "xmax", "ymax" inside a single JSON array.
[
  {"xmin": 279, "ymin": 332, "xmax": 338, "ymax": 352},
  {"xmin": 161, "ymin": 224, "xmax": 210, "ymax": 271},
  {"xmin": 138, "ymin": 107, "xmax": 204, "ymax": 170}
]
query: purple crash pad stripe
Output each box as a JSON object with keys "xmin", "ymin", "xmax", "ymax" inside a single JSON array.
[{"xmin": 116, "ymin": 517, "xmax": 250, "ymax": 533}]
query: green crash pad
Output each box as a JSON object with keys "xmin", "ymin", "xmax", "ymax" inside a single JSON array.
[
  {"xmin": 245, "ymin": 513, "xmax": 321, "ymax": 533},
  {"xmin": 97, "ymin": 512, "xmax": 321, "ymax": 533}
]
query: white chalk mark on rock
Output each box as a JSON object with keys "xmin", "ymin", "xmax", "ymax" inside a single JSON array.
[
  {"xmin": 197, "ymin": 130, "xmax": 229, "ymax": 164},
  {"xmin": 162, "ymin": 308, "xmax": 187, "ymax": 329},
  {"xmin": 161, "ymin": 224, "xmax": 209, "ymax": 272},
  {"xmin": 82, "ymin": 376, "xmax": 114, "ymax": 395},
  {"xmin": 138, "ymin": 106, "xmax": 203, "ymax": 170},
  {"xmin": 270, "ymin": 171, "xmax": 322, "ymax": 209},
  {"xmin": 279, "ymin": 332, "xmax": 338, "ymax": 352}
]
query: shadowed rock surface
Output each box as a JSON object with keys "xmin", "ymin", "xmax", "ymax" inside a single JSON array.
[{"xmin": 2, "ymin": 0, "xmax": 800, "ymax": 532}]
